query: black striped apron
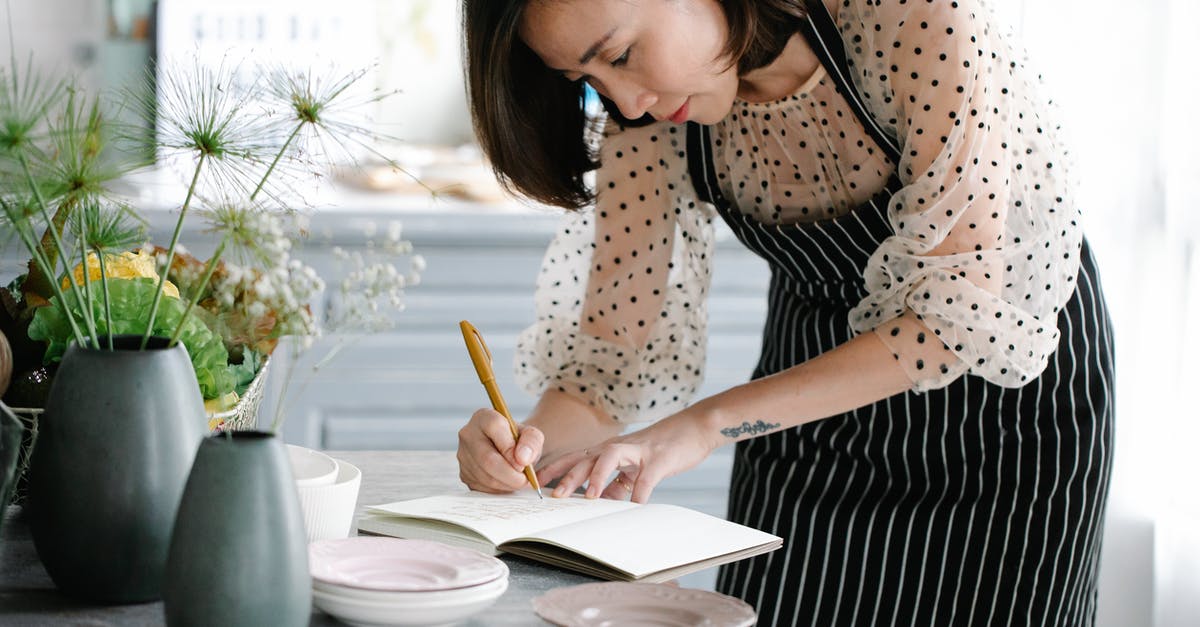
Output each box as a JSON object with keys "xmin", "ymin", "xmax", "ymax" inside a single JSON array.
[{"xmin": 687, "ymin": 4, "xmax": 1116, "ymax": 626}]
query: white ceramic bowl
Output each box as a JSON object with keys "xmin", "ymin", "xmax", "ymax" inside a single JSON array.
[
  {"xmin": 296, "ymin": 459, "xmax": 362, "ymax": 542},
  {"xmin": 287, "ymin": 444, "xmax": 339, "ymax": 487}
]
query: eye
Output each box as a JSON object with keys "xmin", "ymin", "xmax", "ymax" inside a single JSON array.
[{"xmin": 610, "ymin": 48, "xmax": 630, "ymax": 68}]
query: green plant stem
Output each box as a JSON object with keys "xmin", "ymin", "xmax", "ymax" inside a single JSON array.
[
  {"xmin": 269, "ymin": 335, "xmax": 354, "ymax": 433},
  {"xmin": 250, "ymin": 121, "xmax": 303, "ymax": 202},
  {"xmin": 11, "ymin": 223, "xmax": 85, "ymax": 346},
  {"xmin": 268, "ymin": 339, "xmax": 309, "ymax": 434},
  {"xmin": 141, "ymin": 151, "xmax": 207, "ymax": 349},
  {"xmin": 12, "ymin": 158, "xmax": 87, "ymax": 347},
  {"xmin": 75, "ymin": 215, "xmax": 100, "ymax": 349},
  {"xmin": 168, "ymin": 235, "xmax": 228, "ymax": 347},
  {"xmin": 95, "ymin": 246, "xmax": 113, "ymax": 350},
  {"xmin": 22, "ymin": 198, "xmax": 73, "ymax": 300},
  {"xmin": 5, "ymin": 215, "xmax": 84, "ymax": 343}
]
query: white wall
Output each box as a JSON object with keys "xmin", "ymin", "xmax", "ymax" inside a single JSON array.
[
  {"xmin": 1, "ymin": 0, "xmax": 472, "ymax": 146},
  {"xmin": 1012, "ymin": 0, "xmax": 1171, "ymax": 624},
  {"xmin": 0, "ymin": 0, "xmax": 106, "ymax": 92}
]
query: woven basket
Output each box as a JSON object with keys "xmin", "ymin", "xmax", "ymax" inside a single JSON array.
[
  {"xmin": 207, "ymin": 357, "xmax": 271, "ymax": 432},
  {"xmin": 5, "ymin": 358, "xmax": 270, "ymax": 504},
  {"xmin": 5, "ymin": 406, "xmax": 38, "ymax": 505}
]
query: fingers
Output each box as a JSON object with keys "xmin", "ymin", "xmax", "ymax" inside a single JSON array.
[
  {"xmin": 591, "ymin": 448, "xmax": 661, "ymax": 504},
  {"xmin": 544, "ymin": 443, "xmax": 663, "ymax": 504},
  {"xmin": 551, "ymin": 450, "xmax": 597, "ymax": 498},
  {"xmin": 514, "ymin": 425, "xmax": 544, "ymax": 468},
  {"xmin": 537, "ymin": 448, "xmax": 588, "ymax": 487},
  {"xmin": 628, "ymin": 470, "xmax": 660, "ymax": 504},
  {"xmin": 457, "ymin": 408, "xmax": 536, "ymax": 493},
  {"xmin": 598, "ymin": 471, "xmax": 635, "ymax": 500},
  {"xmin": 583, "ymin": 446, "xmax": 626, "ymax": 499}
]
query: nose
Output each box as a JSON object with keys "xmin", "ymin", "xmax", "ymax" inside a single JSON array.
[{"xmin": 603, "ymin": 77, "xmax": 657, "ymax": 120}]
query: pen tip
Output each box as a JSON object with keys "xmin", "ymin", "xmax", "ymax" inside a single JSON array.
[{"xmin": 536, "ymin": 488, "xmax": 545, "ymax": 500}]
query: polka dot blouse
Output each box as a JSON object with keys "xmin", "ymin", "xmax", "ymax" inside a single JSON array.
[{"xmin": 515, "ymin": 0, "xmax": 1083, "ymax": 423}]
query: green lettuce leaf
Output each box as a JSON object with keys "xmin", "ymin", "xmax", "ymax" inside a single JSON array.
[
  {"xmin": 227, "ymin": 347, "xmax": 262, "ymax": 396},
  {"xmin": 27, "ymin": 277, "xmax": 236, "ymax": 400}
]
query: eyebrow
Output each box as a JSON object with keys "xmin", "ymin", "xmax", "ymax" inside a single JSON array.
[{"xmin": 577, "ymin": 28, "xmax": 617, "ymax": 65}]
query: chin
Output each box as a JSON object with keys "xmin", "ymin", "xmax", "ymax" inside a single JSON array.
[{"xmin": 693, "ymin": 100, "xmax": 735, "ymax": 125}]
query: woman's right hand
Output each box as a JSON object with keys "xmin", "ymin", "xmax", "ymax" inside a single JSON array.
[{"xmin": 456, "ymin": 408, "xmax": 545, "ymax": 493}]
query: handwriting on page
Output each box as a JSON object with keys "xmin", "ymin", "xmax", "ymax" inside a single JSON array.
[{"xmin": 434, "ymin": 497, "xmax": 592, "ymax": 522}]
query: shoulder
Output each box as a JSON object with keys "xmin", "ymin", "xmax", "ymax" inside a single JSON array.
[
  {"xmin": 839, "ymin": 0, "xmax": 986, "ymax": 27},
  {"xmin": 599, "ymin": 119, "xmax": 685, "ymax": 165}
]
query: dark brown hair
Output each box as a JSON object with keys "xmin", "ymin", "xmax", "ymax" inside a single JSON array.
[{"xmin": 463, "ymin": 0, "xmax": 810, "ymax": 210}]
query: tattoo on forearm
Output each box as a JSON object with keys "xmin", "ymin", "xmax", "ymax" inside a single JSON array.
[{"xmin": 720, "ymin": 420, "xmax": 781, "ymax": 439}]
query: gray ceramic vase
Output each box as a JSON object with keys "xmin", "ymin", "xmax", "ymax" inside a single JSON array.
[
  {"xmin": 164, "ymin": 431, "xmax": 311, "ymax": 627},
  {"xmin": 27, "ymin": 335, "xmax": 206, "ymax": 602}
]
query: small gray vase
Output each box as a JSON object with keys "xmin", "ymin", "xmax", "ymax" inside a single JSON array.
[
  {"xmin": 28, "ymin": 335, "xmax": 206, "ymax": 602},
  {"xmin": 164, "ymin": 431, "xmax": 311, "ymax": 627}
]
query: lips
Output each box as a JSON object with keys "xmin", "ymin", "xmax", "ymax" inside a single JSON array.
[{"xmin": 667, "ymin": 99, "xmax": 690, "ymax": 124}]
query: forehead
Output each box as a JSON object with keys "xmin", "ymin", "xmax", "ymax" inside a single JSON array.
[{"xmin": 519, "ymin": 0, "xmax": 634, "ymax": 68}]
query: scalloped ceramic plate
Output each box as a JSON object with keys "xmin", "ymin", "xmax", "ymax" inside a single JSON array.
[
  {"xmin": 311, "ymin": 576, "xmax": 508, "ymax": 627},
  {"xmin": 532, "ymin": 582, "xmax": 757, "ymax": 627},
  {"xmin": 309, "ymin": 537, "xmax": 507, "ymax": 592}
]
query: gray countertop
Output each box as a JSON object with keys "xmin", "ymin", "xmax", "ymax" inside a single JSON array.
[{"xmin": 0, "ymin": 450, "xmax": 596, "ymax": 626}]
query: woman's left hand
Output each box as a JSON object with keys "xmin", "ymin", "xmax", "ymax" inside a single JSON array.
[{"xmin": 536, "ymin": 411, "xmax": 721, "ymax": 504}]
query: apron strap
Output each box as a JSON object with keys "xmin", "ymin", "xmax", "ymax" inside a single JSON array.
[
  {"xmin": 687, "ymin": 1, "xmax": 904, "ymax": 205},
  {"xmin": 801, "ymin": 0, "xmax": 903, "ymax": 164},
  {"xmin": 686, "ymin": 122, "xmax": 721, "ymax": 206}
]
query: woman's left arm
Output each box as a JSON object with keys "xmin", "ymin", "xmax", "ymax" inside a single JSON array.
[{"xmin": 540, "ymin": 328, "xmax": 912, "ymax": 503}]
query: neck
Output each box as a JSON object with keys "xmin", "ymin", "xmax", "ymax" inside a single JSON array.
[{"xmin": 736, "ymin": 33, "xmax": 822, "ymax": 104}]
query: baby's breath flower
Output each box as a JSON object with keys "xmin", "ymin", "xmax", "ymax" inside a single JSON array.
[
  {"xmin": 246, "ymin": 301, "xmax": 267, "ymax": 319},
  {"xmin": 322, "ymin": 220, "xmax": 422, "ymax": 334}
]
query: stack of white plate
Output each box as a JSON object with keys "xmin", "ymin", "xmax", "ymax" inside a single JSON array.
[{"xmin": 309, "ymin": 537, "xmax": 509, "ymax": 626}]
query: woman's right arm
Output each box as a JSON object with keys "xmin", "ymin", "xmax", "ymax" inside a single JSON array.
[
  {"xmin": 456, "ymin": 388, "xmax": 621, "ymax": 494},
  {"xmin": 458, "ymin": 118, "xmax": 713, "ymax": 493}
]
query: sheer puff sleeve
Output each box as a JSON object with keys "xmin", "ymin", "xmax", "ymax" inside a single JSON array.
[
  {"xmin": 842, "ymin": 0, "xmax": 1083, "ymax": 391},
  {"xmin": 514, "ymin": 120, "xmax": 717, "ymax": 424}
]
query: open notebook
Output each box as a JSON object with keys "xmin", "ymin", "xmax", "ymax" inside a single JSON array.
[{"xmin": 357, "ymin": 491, "xmax": 782, "ymax": 583}]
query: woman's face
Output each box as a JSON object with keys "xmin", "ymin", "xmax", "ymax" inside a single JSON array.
[{"xmin": 519, "ymin": 0, "xmax": 739, "ymax": 125}]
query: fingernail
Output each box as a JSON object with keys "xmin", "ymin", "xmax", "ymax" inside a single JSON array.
[
  {"xmin": 553, "ymin": 486, "xmax": 567, "ymax": 498},
  {"xmin": 517, "ymin": 445, "xmax": 533, "ymax": 464}
]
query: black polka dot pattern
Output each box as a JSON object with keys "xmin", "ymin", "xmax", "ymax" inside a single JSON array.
[
  {"xmin": 516, "ymin": 0, "xmax": 1083, "ymax": 413},
  {"xmin": 515, "ymin": 123, "xmax": 715, "ymax": 422}
]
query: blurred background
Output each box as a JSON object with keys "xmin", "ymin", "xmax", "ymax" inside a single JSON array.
[{"xmin": 2, "ymin": 1, "xmax": 1197, "ymax": 623}]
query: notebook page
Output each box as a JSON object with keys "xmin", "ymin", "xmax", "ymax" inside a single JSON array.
[
  {"xmin": 515, "ymin": 503, "xmax": 782, "ymax": 579},
  {"xmin": 367, "ymin": 492, "xmax": 638, "ymax": 545}
]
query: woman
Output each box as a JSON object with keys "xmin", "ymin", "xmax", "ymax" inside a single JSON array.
[{"xmin": 457, "ymin": 0, "xmax": 1114, "ymax": 625}]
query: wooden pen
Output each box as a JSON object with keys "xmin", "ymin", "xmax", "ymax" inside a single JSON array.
[{"xmin": 459, "ymin": 320, "xmax": 544, "ymax": 499}]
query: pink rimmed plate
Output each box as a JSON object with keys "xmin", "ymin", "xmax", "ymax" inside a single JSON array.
[
  {"xmin": 532, "ymin": 582, "xmax": 757, "ymax": 627},
  {"xmin": 309, "ymin": 537, "xmax": 507, "ymax": 592}
]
